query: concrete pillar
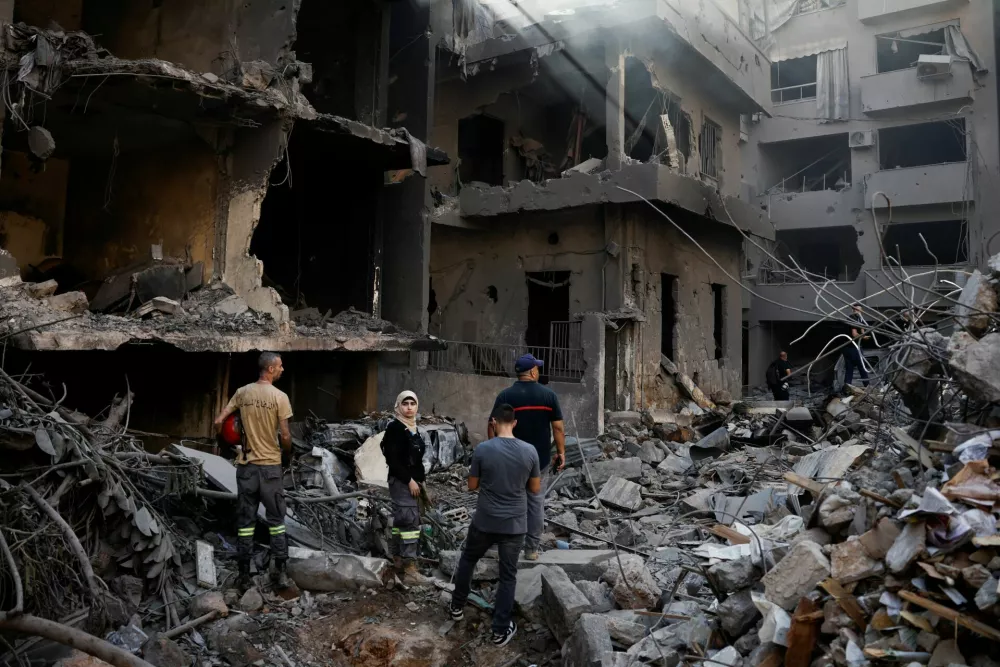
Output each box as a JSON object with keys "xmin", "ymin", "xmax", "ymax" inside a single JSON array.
[
  {"xmin": 605, "ymin": 40, "xmax": 625, "ymax": 171},
  {"xmin": 580, "ymin": 313, "xmax": 606, "ymax": 436},
  {"xmin": 747, "ymin": 319, "xmax": 776, "ymax": 388},
  {"xmin": 382, "ymin": 0, "xmax": 435, "ymax": 333}
]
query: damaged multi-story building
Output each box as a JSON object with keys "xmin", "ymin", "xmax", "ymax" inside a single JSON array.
[
  {"xmin": 377, "ymin": 0, "xmax": 776, "ymax": 438},
  {"xmin": 0, "ymin": 0, "xmax": 447, "ymax": 441},
  {"xmin": 740, "ymin": 0, "xmax": 1000, "ymax": 387}
]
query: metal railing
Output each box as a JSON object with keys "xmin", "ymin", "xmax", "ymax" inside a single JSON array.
[
  {"xmin": 771, "ymin": 83, "xmax": 817, "ymax": 104},
  {"xmin": 427, "ymin": 341, "xmax": 585, "ymax": 382},
  {"xmin": 700, "ymin": 119, "xmax": 721, "ymax": 178}
]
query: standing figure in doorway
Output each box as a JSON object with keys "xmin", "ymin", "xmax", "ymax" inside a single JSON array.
[
  {"xmin": 766, "ymin": 351, "xmax": 793, "ymax": 400},
  {"xmin": 382, "ymin": 390, "xmax": 432, "ymax": 586},
  {"xmin": 842, "ymin": 303, "xmax": 871, "ymax": 394},
  {"xmin": 489, "ymin": 354, "xmax": 565, "ymax": 561},
  {"xmin": 215, "ymin": 352, "xmax": 293, "ymax": 590}
]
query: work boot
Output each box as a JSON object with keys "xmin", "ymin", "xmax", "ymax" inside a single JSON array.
[
  {"xmin": 400, "ymin": 561, "xmax": 433, "ymax": 586},
  {"xmin": 271, "ymin": 559, "xmax": 291, "ymax": 589},
  {"xmin": 393, "ymin": 555, "xmax": 404, "ymax": 573},
  {"xmin": 523, "ymin": 549, "xmax": 539, "ymax": 561},
  {"xmin": 235, "ymin": 561, "xmax": 252, "ymax": 592}
]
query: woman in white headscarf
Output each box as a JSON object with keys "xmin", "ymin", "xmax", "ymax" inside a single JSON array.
[{"xmin": 383, "ymin": 390, "xmax": 430, "ymax": 585}]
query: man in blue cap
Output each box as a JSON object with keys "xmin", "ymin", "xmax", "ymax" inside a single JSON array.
[{"xmin": 488, "ymin": 353, "xmax": 565, "ymax": 560}]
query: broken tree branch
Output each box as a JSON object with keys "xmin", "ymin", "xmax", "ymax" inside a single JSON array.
[
  {"xmin": 0, "ymin": 527, "xmax": 23, "ymax": 615},
  {"xmin": 161, "ymin": 611, "xmax": 218, "ymax": 640},
  {"xmin": 0, "ymin": 614, "xmax": 156, "ymax": 667},
  {"xmin": 898, "ymin": 590, "xmax": 1000, "ymax": 640},
  {"xmin": 21, "ymin": 482, "xmax": 102, "ymax": 604}
]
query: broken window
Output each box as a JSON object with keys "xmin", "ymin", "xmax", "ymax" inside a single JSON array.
[
  {"xmin": 876, "ymin": 26, "xmax": 947, "ymax": 73},
  {"xmin": 623, "ymin": 58, "xmax": 691, "ymax": 169},
  {"xmin": 760, "ymin": 134, "xmax": 851, "ymax": 193},
  {"xmin": 768, "ymin": 227, "xmax": 863, "ymax": 282},
  {"xmin": 661, "ymin": 274, "xmax": 678, "ymax": 361},
  {"xmin": 700, "ymin": 118, "xmax": 722, "ymax": 180},
  {"xmin": 881, "ymin": 220, "xmax": 968, "ymax": 266},
  {"xmin": 525, "ymin": 271, "xmax": 570, "ymax": 348},
  {"xmin": 459, "ymin": 115, "xmax": 505, "ymax": 186},
  {"xmin": 712, "ymin": 284, "xmax": 725, "ymax": 360},
  {"xmin": 878, "ymin": 119, "xmax": 966, "ymax": 170},
  {"xmin": 771, "ymin": 55, "xmax": 817, "ymax": 104}
]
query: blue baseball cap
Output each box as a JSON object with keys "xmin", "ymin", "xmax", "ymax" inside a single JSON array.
[{"xmin": 515, "ymin": 354, "xmax": 544, "ymax": 373}]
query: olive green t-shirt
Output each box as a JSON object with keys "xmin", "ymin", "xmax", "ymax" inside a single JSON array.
[{"xmin": 226, "ymin": 382, "xmax": 293, "ymax": 466}]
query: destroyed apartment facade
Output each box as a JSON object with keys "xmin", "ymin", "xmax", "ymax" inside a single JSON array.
[
  {"xmin": 379, "ymin": 0, "xmax": 776, "ymax": 438},
  {"xmin": 0, "ymin": 0, "xmax": 448, "ymax": 439},
  {"xmin": 739, "ymin": 0, "xmax": 1000, "ymax": 388}
]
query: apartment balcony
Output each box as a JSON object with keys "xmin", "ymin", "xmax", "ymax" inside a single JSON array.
[
  {"xmin": 859, "ymin": 0, "xmax": 969, "ymax": 23},
  {"xmin": 762, "ymin": 186, "xmax": 864, "ymax": 230},
  {"xmin": 865, "ymin": 162, "xmax": 972, "ymax": 209},
  {"xmin": 861, "ymin": 66, "xmax": 974, "ymax": 115},
  {"xmin": 752, "ymin": 281, "xmax": 865, "ymax": 321},
  {"xmin": 863, "ymin": 267, "xmax": 971, "ymax": 308}
]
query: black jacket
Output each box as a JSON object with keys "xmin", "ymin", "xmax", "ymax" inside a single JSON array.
[{"xmin": 383, "ymin": 419, "xmax": 426, "ymax": 484}]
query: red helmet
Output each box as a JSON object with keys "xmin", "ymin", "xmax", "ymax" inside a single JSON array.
[{"xmin": 219, "ymin": 412, "xmax": 243, "ymax": 447}]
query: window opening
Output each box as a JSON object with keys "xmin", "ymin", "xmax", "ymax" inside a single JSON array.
[
  {"xmin": 878, "ymin": 119, "xmax": 966, "ymax": 170},
  {"xmin": 458, "ymin": 114, "xmax": 504, "ymax": 186},
  {"xmin": 876, "ymin": 26, "xmax": 946, "ymax": 73},
  {"xmin": 771, "ymin": 55, "xmax": 817, "ymax": 104},
  {"xmin": 881, "ymin": 220, "xmax": 968, "ymax": 266},
  {"xmin": 700, "ymin": 118, "xmax": 721, "ymax": 179},
  {"xmin": 712, "ymin": 284, "xmax": 725, "ymax": 360},
  {"xmin": 525, "ymin": 271, "xmax": 570, "ymax": 348},
  {"xmin": 661, "ymin": 274, "xmax": 678, "ymax": 360}
]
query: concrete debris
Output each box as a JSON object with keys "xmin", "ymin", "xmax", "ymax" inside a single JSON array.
[
  {"xmin": 562, "ymin": 614, "xmax": 613, "ymax": 667},
  {"xmin": 541, "ymin": 566, "xmax": 593, "ymax": 642},
  {"xmin": 601, "ymin": 555, "xmax": 659, "ymax": 610},
  {"xmin": 761, "ymin": 541, "xmax": 831, "ymax": 610},
  {"xmin": 597, "ymin": 476, "xmax": 644, "ymax": 511},
  {"xmin": 718, "ymin": 589, "xmax": 763, "ymax": 636},
  {"xmin": 286, "ymin": 549, "xmax": 391, "ymax": 591},
  {"xmin": 955, "ymin": 270, "xmax": 998, "ymax": 336}
]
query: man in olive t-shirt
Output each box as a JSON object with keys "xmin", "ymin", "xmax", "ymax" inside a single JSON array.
[{"xmin": 215, "ymin": 352, "xmax": 293, "ymax": 589}]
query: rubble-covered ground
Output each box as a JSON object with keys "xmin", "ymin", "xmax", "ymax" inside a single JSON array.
[{"xmin": 6, "ymin": 264, "xmax": 1000, "ymax": 667}]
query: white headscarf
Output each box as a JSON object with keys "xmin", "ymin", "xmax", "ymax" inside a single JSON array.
[{"xmin": 394, "ymin": 390, "xmax": 418, "ymax": 433}]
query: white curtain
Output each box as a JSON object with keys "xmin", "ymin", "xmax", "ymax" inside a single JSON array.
[
  {"xmin": 944, "ymin": 25, "xmax": 986, "ymax": 75},
  {"xmin": 817, "ymin": 47, "xmax": 849, "ymax": 122}
]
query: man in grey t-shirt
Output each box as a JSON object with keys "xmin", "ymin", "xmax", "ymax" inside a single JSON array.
[{"xmin": 449, "ymin": 404, "xmax": 541, "ymax": 647}]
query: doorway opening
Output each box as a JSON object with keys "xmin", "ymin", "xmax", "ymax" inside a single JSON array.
[
  {"xmin": 525, "ymin": 271, "xmax": 570, "ymax": 348},
  {"xmin": 661, "ymin": 273, "xmax": 678, "ymax": 360}
]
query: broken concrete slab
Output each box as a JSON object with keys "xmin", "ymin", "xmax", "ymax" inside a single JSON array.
[
  {"xmin": 26, "ymin": 280, "xmax": 58, "ymax": 298},
  {"xmin": 196, "ymin": 540, "xmax": 217, "ymax": 588},
  {"xmin": 523, "ymin": 549, "xmax": 617, "ymax": 581},
  {"xmin": 858, "ymin": 517, "xmax": 901, "ymax": 560},
  {"xmin": 214, "ymin": 293, "xmax": 250, "ymax": 317},
  {"xmin": 515, "ymin": 565, "xmax": 551, "ymax": 620},
  {"xmin": 955, "ymin": 269, "xmax": 997, "ymax": 337},
  {"xmin": 830, "ymin": 538, "xmax": 884, "ymax": 584},
  {"xmin": 761, "ymin": 540, "xmax": 831, "ymax": 610},
  {"xmin": 948, "ymin": 332, "xmax": 1000, "ymax": 403},
  {"xmin": 598, "ymin": 476, "xmax": 644, "ymax": 512},
  {"xmin": 587, "ymin": 457, "xmax": 642, "ymax": 485},
  {"xmin": 47, "ymin": 291, "xmax": 89, "ymax": 313},
  {"xmin": 718, "ymin": 589, "xmax": 762, "ymax": 636},
  {"xmin": 576, "ymin": 580, "xmax": 615, "ymax": 613},
  {"xmin": 708, "ymin": 557, "xmax": 761, "ymax": 594},
  {"xmin": 562, "ymin": 614, "xmax": 613, "ymax": 667},
  {"xmin": 542, "ymin": 566, "xmax": 593, "ymax": 643},
  {"xmin": 191, "ymin": 591, "xmax": 228, "ymax": 618},
  {"xmin": 606, "ymin": 616, "xmax": 646, "ymax": 647},
  {"xmin": 602, "ymin": 554, "xmax": 660, "ymax": 610},
  {"xmin": 638, "ymin": 440, "xmax": 666, "ymax": 465},
  {"xmin": 439, "ymin": 550, "xmax": 499, "ymax": 581},
  {"xmin": 792, "ymin": 445, "xmax": 871, "ymax": 486}
]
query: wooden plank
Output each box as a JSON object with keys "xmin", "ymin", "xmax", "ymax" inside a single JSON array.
[
  {"xmin": 785, "ymin": 597, "xmax": 820, "ymax": 667},
  {"xmin": 859, "ymin": 488, "xmax": 903, "ymax": 509},
  {"xmin": 196, "ymin": 540, "xmax": 217, "ymax": 589},
  {"xmin": 783, "ymin": 472, "xmax": 826, "ymax": 496},
  {"xmin": 820, "ymin": 578, "xmax": 868, "ymax": 631},
  {"xmin": 710, "ymin": 524, "xmax": 751, "ymax": 545},
  {"xmin": 899, "ymin": 590, "xmax": 1000, "ymax": 640}
]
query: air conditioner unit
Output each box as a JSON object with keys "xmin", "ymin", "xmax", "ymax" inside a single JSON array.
[
  {"xmin": 849, "ymin": 130, "xmax": 875, "ymax": 149},
  {"xmin": 916, "ymin": 54, "xmax": 952, "ymax": 79}
]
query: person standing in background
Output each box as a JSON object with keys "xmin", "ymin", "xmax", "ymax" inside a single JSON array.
[{"xmin": 488, "ymin": 354, "xmax": 565, "ymax": 560}]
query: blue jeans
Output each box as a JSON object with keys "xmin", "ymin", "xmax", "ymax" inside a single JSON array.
[
  {"xmin": 452, "ymin": 524, "xmax": 525, "ymax": 634},
  {"xmin": 843, "ymin": 345, "xmax": 870, "ymax": 388}
]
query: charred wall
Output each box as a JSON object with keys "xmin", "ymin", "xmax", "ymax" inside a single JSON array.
[{"xmin": 64, "ymin": 139, "xmax": 219, "ymax": 287}]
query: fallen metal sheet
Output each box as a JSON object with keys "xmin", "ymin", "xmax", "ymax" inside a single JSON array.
[{"xmin": 792, "ymin": 444, "xmax": 872, "ymax": 484}]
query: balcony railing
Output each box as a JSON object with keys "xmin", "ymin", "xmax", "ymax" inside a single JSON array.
[
  {"xmin": 428, "ymin": 341, "xmax": 585, "ymax": 383},
  {"xmin": 771, "ymin": 83, "xmax": 817, "ymax": 105}
]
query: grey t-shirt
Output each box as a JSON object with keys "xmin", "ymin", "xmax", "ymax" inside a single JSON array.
[{"xmin": 470, "ymin": 436, "xmax": 541, "ymax": 535}]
